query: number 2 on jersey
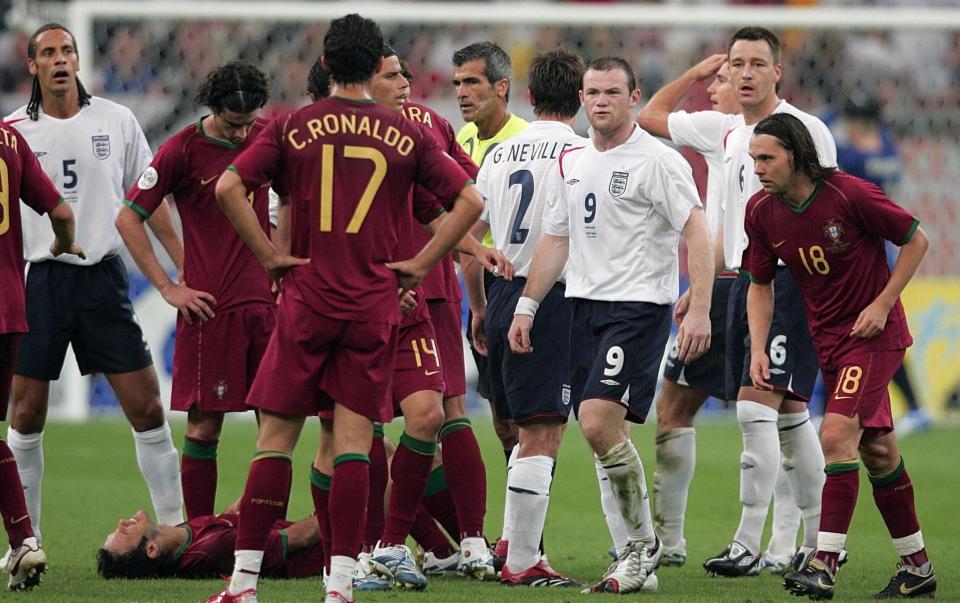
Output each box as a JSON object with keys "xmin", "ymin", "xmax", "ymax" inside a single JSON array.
[
  {"xmin": 508, "ymin": 169, "xmax": 534, "ymax": 244},
  {"xmin": 319, "ymin": 144, "xmax": 386, "ymax": 234}
]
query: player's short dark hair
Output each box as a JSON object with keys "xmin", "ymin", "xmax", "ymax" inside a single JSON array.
[
  {"xmin": 585, "ymin": 56, "xmax": 637, "ymax": 93},
  {"xmin": 96, "ymin": 539, "xmax": 178, "ymax": 580},
  {"xmin": 195, "ymin": 60, "xmax": 270, "ymax": 114},
  {"xmin": 323, "ymin": 13, "xmax": 384, "ymax": 85},
  {"xmin": 399, "ymin": 59, "xmax": 416, "ymax": 83},
  {"xmin": 754, "ymin": 113, "xmax": 834, "ymax": 182},
  {"xmin": 728, "ymin": 26, "xmax": 781, "ymax": 64},
  {"xmin": 26, "ymin": 23, "xmax": 91, "ymax": 121},
  {"xmin": 528, "ymin": 48, "xmax": 584, "ymax": 119},
  {"xmin": 382, "ymin": 44, "xmax": 398, "ymax": 59},
  {"xmin": 307, "ymin": 59, "xmax": 330, "ymax": 102},
  {"xmin": 452, "ymin": 41, "xmax": 512, "ymax": 101}
]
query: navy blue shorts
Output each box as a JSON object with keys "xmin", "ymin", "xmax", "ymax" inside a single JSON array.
[
  {"xmin": 16, "ymin": 256, "xmax": 154, "ymax": 380},
  {"xmin": 662, "ymin": 275, "xmax": 736, "ymax": 400},
  {"xmin": 726, "ymin": 267, "xmax": 818, "ymax": 401},
  {"xmin": 485, "ymin": 278, "xmax": 572, "ymax": 424},
  {"xmin": 466, "ymin": 270, "xmax": 497, "ymax": 402},
  {"xmin": 569, "ymin": 298, "xmax": 671, "ymax": 424}
]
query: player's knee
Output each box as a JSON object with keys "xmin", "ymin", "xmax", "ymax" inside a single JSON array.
[
  {"xmin": 858, "ymin": 436, "xmax": 897, "ymax": 473},
  {"xmin": 492, "ymin": 416, "xmax": 518, "ymax": 449},
  {"xmin": 442, "ymin": 394, "xmax": 467, "ymax": 419},
  {"xmin": 818, "ymin": 423, "xmax": 855, "ymax": 461},
  {"xmin": 9, "ymin": 403, "xmax": 44, "ymax": 433},
  {"xmin": 415, "ymin": 403, "xmax": 445, "ymax": 439}
]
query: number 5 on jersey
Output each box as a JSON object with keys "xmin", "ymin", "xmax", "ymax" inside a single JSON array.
[{"xmin": 319, "ymin": 144, "xmax": 386, "ymax": 234}]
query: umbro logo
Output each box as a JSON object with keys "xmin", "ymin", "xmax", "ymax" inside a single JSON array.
[
  {"xmin": 740, "ymin": 462, "xmax": 754, "ymax": 470},
  {"xmin": 35, "ymin": 152, "xmax": 47, "ymax": 158},
  {"xmin": 769, "ymin": 368, "xmax": 785, "ymax": 375},
  {"xmin": 601, "ymin": 379, "xmax": 620, "ymax": 386},
  {"xmin": 565, "ymin": 179, "xmax": 579, "ymax": 185}
]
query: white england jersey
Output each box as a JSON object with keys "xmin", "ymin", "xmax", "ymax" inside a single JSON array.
[
  {"xmin": 720, "ymin": 100, "xmax": 836, "ymax": 270},
  {"xmin": 476, "ymin": 121, "xmax": 586, "ymax": 278},
  {"xmin": 667, "ymin": 110, "xmax": 743, "ymax": 239},
  {"xmin": 6, "ymin": 97, "xmax": 153, "ymax": 265},
  {"xmin": 543, "ymin": 125, "xmax": 701, "ymax": 304}
]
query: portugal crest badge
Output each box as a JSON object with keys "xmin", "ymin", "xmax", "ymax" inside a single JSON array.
[
  {"xmin": 609, "ymin": 171, "xmax": 629, "ymax": 197},
  {"xmin": 92, "ymin": 134, "xmax": 111, "ymax": 160},
  {"xmin": 822, "ymin": 218, "xmax": 849, "ymax": 252}
]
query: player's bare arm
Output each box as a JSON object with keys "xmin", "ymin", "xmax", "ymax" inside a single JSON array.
[
  {"xmin": 387, "ymin": 183, "xmax": 483, "ymax": 292},
  {"xmin": 47, "ymin": 199, "xmax": 85, "ymax": 259},
  {"xmin": 508, "ymin": 233, "xmax": 569, "ymax": 355},
  {"xmin": 215, "ymin": 169, "xmax": 308, "ymax": 282},
  {"xmin": 676, "ymin": 206, "xmax": 713, "ymax": 363},
  {"xmin": 462, "ymin": 219, "xmax": 491, "ymax": 356},
  {"xmin": 851, "ymin": 226, "xmax": 928, "ymax": 339},
  {"xmin": 116, "ymin": 205, "xmax": 217, "ymax": 324},
  {"xmin": 746, "ymin": 280, "xmax": 775, "ymax": 390},
  {"xmin": 145, "ymin": 199, "xmax": 185, "ymax": 277},
  {"xmin": 636, "ymin": 54, "xmax": 726, "ymax": 139}
]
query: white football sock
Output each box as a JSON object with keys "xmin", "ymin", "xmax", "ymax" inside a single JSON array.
[
  {"xmin": 598, "ymin": 439, "xmax": 654, "ymax": 547},
  {"xmin": 7, "ymin": 428, "xmax": 43, "ymax": 542},
  {"xmin": 132, "ymin": 422, "xmax": 184, "ymax": 525},
  {"xmin": 505, "ymin": 455, "xmax": 554, "ymax": 573},
  {"xmin": 778, "ymin": 411, "xmax": 825, "ymax": 551},
  {"xmin": 595, "ymin": 455, "xmax": 629, "ymax": 555},
  {"xmin": 766, "ymin": 465, "xmax": 801, "ymax": 560},
  {"xmin": 327, "ymin": 554, "xmax": 355, "ymax": 596},
  {"xmin": 230, "ymin": 549, "xmax": 263, "ymax": 593},
  {"xmin": 501, "ymin": 443, "xmax": 519, "ymax": 543},
  {"xmin": 732, "ymin": 401, "xmax": 779, "ymax": 555},
  {"xmin": 653, "ymin": 427, "xmax": 695, "ymax": 552}
]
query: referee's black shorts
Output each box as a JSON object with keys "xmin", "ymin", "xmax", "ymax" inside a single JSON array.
[{"xmin": 16, "ymin": 255, "xmax": 154, "ymax": 380}]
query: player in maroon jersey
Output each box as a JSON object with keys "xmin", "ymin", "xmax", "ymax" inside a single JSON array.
[
  {"xmin": 0, "ymin": 121, "xmax": 83, "ymax": 590},
  {"xmin": 117, "ymin": 61, "xmax": 274, "ymax": 521},
  {"xmin": 97, "ymin": 510, "xmax": 323, "ymax": 580},
  {"xmin": 741, "ymin": 113, "xmax": 935, "ymax": 600},
  {"xmin": 206, "ymin": 14, "xmax": 483, "ymax": 603}
]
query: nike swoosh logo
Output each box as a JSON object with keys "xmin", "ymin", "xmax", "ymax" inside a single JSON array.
[
  {"xmin": 899, "ymin": 575, "xmax": 935, "ymax": 595},
  {"xmin": 834, "ymin": 395, "xmax": 853, "ymax": 400},
  {"xmin": 424, "ymin": 370, "xmax": 440, "ymax": 376},
  {"xmin": 773, "ymin": 240, "xmax": 786, "ymax": 248},
  {"xmin": 200, "ymin": 176, "xmax": 217, "ymax": 186},
  {"xmin": 10, "ymin": 514, "xmax": 29, "ymax": 525}
]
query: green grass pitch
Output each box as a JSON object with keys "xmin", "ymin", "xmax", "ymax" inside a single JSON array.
[{"xmin": 1, "ymin": 417, "xmax": 955, "ymax": 602}]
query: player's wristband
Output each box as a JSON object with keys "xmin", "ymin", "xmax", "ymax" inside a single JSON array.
[{"xmin": 514, "ymin": 296, "xmax": 540, "ymax": 318}]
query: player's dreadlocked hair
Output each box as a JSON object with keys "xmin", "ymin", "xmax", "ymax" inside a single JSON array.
[
  {"xmin": 195, "ymin": 60, "xmax": 270, "ymax": 114},
  {"xmin": 96, "ymin": 539, "xmax": 178, "ymax": 580},
  {"xmin": 452, "ymin": 41, "xmax": 513, "ymax": 101},
  {"xmin": 529, "ymin": 47, "xmax": 584, "ymax": 119},
  {"xmin": 754, "ymin": 113, "xmax": 835, "ymax": 182},
  {"xmin": 26, "ymin": 23, "xmax": 91, "ymax": 121},
  {"xmin": 306, "ymin": 59, "xmax": 330, "ymax": 102},
  {"xmin": 586, "ymin": 56, "xmax": 637, "ymax": 93},
  {"xmin": 322, "ymin": 14, "xmax": 384, "ymax": 85}
]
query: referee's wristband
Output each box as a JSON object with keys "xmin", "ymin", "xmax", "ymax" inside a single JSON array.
[{"xmin": 514, "ymin": 296, "xmax": 540, "ymax": 318}]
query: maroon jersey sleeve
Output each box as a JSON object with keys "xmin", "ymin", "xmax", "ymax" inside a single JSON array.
[
  {"xmin": 846, "ymin": 177, "xmax": 919, "ymax": 246},
  {"xmin": 445, "ymin": 124, "xmax": 479, "ymax": 180},
  {"xmin": 741, "ymin": 195, "xmax": 777, "ymax": 284},
  {"xmin": 414, "ymin": 133, "xmax": 472, "ymax": 208},
  {"xmin": 17, "ymin": 130, "xmax": 61, "ymax": 215},
  {"xmin": 125, "ymin": 136, "xmax": 184, "ymax": 217},
  {"xmin": 231, "ymin": 115, "xmax": 286, "ymax": 191}
]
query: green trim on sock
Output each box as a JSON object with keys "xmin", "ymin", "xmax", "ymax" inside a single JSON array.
[
  {"xmin": 825, "ymin": 460, "xmax": 860, "ymax": 475},
  {"xmin": 424, "ymin": 466, "xmax": 448, "ymax": 496},
  {"xmin": 182, "ymin": 438, "xmax": 217, "ymax": 460},
  {"xmin": 252, "ymin": 450, "xmax": 292, "ymax": 463},
  {"xmin": 440, "ymin": 417, "xmax": 471, "ymax": 438},
  {"xmin": 310, "ymin": 466, "xmax": 332, "ymax": 491},
  {"xmin": 400, "ymin": 432, "xmax": 437, "ymax": 456},
  {"xmin": 869, "ymin": 456, "xmax": 905, "ymax": 486},
  {"xmin": 279, "ymin": 529, "xmax": 289, "ymax": 561},
  {"xmin": 333, "ymin": 453, "xmax": 370, "ymax": 467},
  {"xmin": 373, "ymin": 423, "xmax": 385, "ymax": 438}
]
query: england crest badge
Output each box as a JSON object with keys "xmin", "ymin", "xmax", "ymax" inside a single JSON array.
[
  {"xmin": 92, "ymin": 134, "xmax": 111, "ymax": 160},
  {"xmin": 609, "ymin": 171, "xmax": 629, "ymax": 197}
]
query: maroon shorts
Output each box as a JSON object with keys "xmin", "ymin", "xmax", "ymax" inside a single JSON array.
[
  {"xmin": 171, "ymin": 305, "xmax": 276, "ymax": 413},
  {"xmin": 822, "ymin": 348, "xmax": 904, "ymax": 432},
  {"xmin": 247, "ymin": 295, "xmax": 398, "ymax": 423},
  {"xmin": 0, "ymin": 334, "xmax": 21, "ymax": 422},
  {"xmin": 427, "ymin": 300, "xmax": 465, "ymax": 398},
  {"xmin": 393, "ymin": 319, "xmax": 444, "ymax": 409}
]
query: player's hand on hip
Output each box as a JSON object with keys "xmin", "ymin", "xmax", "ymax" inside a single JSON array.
[
  {"xmin": 399, "ymin": 288, "xmax": 418, "ymax": 313},
  {"xmin": 850, "ymin": 300, "xmax": 890, "ymax": 339},
  {"xmin": 471, "ymin": 310, "xmax": 488, "ymax": 357},
  {"xmin": 672, "ymin": 289, "xmax": 691, "ymax": 327},
  {"xmin": 161, "ymin": 282, "xmax": 217, "ymax": 325},
  {"xmin": 386, "ymin": 258, "xmax": 428, "ymax": 292},
  {"xmin": 50, "ymin": 239, "xmax": 86, "ymax": 260},
  {"xmin": 750, "ymin": 351, "xmax": 774, "ymax": 391},
  {"xmin": 676, "ymin": 309, "xmax": 710, "ymax": 363},
  {"xmin": 264, "ymin": 253, "xmax": 310, "ymax": 283},
  {"xmin": 508, "ymin": 315, "xmax": 534, "ymax": 355}
]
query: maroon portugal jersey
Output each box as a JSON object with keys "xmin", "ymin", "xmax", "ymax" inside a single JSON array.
[
  {"xmin": 231, "ymin": 97, "xmax": 471, "ymax": 325},
  {"xmin": 404, "ymin": 102, "xmax": 479, "ymax": 303},
  {"xmin": 0, "ymin": 123, "xmax": 62, "ymax": 334},
  {"xmin": 742, "ymin": 171, "xmax": 917, "ymax": 360},
  {"xmin": 125, "ymin": 119, "xmax": 273, "ymax": 313}
]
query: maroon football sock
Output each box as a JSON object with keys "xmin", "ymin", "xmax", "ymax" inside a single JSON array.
[
  {"xmin": 364, "ymin": 434, "xmax": 388, "ymax": 550},
  {"xmin": 235, "ymin": 452, "xmax": 292, "ymax": 551},
  {"xmin": 309, "ymin": 466, "xmax": 332, "ymax": 572},
  {"xmin": 181, "ymin": 436, "xmax": 218, "ymax": 519},
  {"xmin": 870, "ymin": 457, "xmax": 928, "ymax": 567},
  {"xmin": 814, "ymin": 460, "xmax": 860, "ymax": 573},
  {"xmin": 380, "ymin": 434, "xmax": 436, "ymax": 547},
  {"xmin": 0, "ymin": 440, "xmax": 34, "ymax": 549},
  {"xmin": 422, "ymin": 468, "xmax": 461, "ymax": 539},
  {"xmin": 330, "ymin": 455, "xmax": 370, "ymax": 558},
  {"xmin": 410, "ymin": 506, "xmax": 456, "ymax": 558},
  {"xmin": 440, "ymin": 419, "xmax": 486, "ymax": 540}
]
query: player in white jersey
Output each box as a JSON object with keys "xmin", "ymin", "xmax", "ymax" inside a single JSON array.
[
  {"xmin": 509, "ymin": 56, "xmax": 714, "ymax": 595},
  {"xmin": 703, "ymin": 26, "xmax": 835, "ymax": 578},
  {"xmin": 4, "ymin": 24, "xmax": 184, "ymax": 550},
  {"xmin": 467, "ymin": 48, "xmax": 587, "ymax": 588}
]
